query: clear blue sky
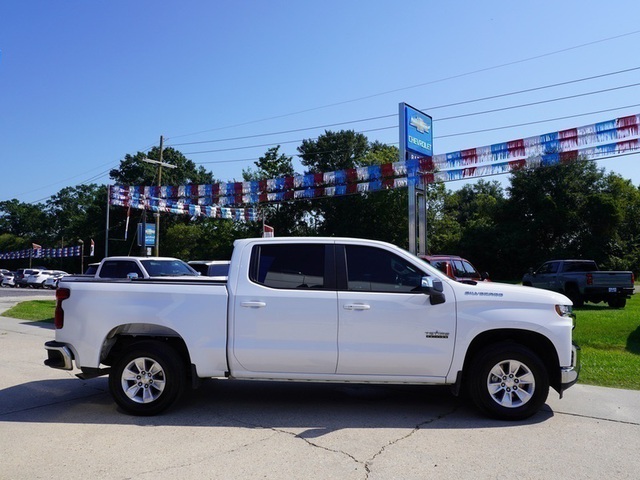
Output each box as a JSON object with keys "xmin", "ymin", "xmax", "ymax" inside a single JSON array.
[{"xmin": 2, "ymin": 1, "xmax": 640, "ymax": 204}]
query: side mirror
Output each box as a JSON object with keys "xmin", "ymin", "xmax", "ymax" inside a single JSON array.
[
  {"xmin": 421, "ymin": 276, "xmax": 446, "ymax": 305},
  {"xmin": 528, "ymin": 267, "xmax": 535, "ymax": 275},
  {"xmin": 481, "ymin": 271, "xmax": 490, "ymax": 281},
  {"xmin": 127, "ymin": 272, "xmax": 139, "ymax": 280}
]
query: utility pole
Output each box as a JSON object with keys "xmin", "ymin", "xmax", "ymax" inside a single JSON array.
[
  {"xmin": 78, "ymin": 239, "xmax": 84, "ymax": 273},
  {"xmin": 142, "ymin": 136, "xmax": 176, "ymax": 257}
]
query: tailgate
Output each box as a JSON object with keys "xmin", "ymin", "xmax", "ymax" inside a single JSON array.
[{"xmin": 590, "ymin": 272, "xmax": 634, "ymax": 288}]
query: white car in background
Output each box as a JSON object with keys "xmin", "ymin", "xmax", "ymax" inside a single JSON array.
[
  {"xmin": 27, "ymin": 270, "xmax": 67, "ymax": 289},
  {"xmin": 44, "ymin": 271, "xmax": 69, "ymax": 289},
  {"xmin": 1, "ymin": 271, "xmax": 16, "ymax": 287}
]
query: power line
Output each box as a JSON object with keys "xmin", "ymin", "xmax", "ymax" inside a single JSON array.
[
  {"xmin": 168, "ymin": 66, "xmax": 640, "ymax": 148},
  {"xmin": 166, "ymin": 29, "xmax": 640, "ymax": 141},
  {"xmin": 191, "ymin": 103, "xmax": 640, "ymax": 167},
  {"xmin": 25, "ymin": 99, "xmax": 640, "ymax": 206},
  {"xmin": 182, "ymin": 82, "xmax": 640, "ymax": 157},
  {"xmin": 437, "ymin": 103, "xmax": 640, "ymax": 139},
  {"xmin": 15, "ymin": 36, "xmax": 640, "ymax": 204}
]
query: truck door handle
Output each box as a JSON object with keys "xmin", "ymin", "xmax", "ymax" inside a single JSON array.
[
  {"xmin": 343, "ymin": 303, "xmax": 370, "ymax": 310},
  {"xmin": 241, "ymin": 301, "xmax": 266, "ymax": 308}
]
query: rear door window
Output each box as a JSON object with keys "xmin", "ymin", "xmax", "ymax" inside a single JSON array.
[{"xmin": 250, "ymin": 244, "xmax": 327, "ymax": 289}]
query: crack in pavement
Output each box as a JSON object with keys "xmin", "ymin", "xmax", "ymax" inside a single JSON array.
[
  {"xmin": 549, "ymin": 408, "xmax": 640, "ymax": 426},
  {"xmin": 217, "ymin": 405, "xmax": 461, "ymax": 479},
  {"xmin": 361, "ymin": 405, "xmax": 460, "ymax": 478}
]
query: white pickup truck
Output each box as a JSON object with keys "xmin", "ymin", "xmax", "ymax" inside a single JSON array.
[
  {"xmin": 89, "ymin": 256, "xmax": 199, "ymax": 279},
  {"xmin": 45, "ymin": 237, "xmax": 579, "ymax": 420}
]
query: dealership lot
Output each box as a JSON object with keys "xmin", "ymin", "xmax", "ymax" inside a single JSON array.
[{"xmin": 1, "ymin": 293, "xmax": 639, "ymax": 479}]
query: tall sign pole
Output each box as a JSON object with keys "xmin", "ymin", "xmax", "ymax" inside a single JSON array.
[
  {"xmin": 399, "ymin": 103, "xmax": 432, "ymax": 255},
  {"xmin": 155, "ymin": 135, "xmax": 164, "ymax": 257},
  {"xmin": 105, "ymin": 185, "xmax": 111, "ymax": 257},
  {"xmin": 142, "ymin": 136, "xmax": 176, "ymax": 257}
]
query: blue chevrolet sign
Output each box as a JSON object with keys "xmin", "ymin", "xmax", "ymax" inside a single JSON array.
[
  {"xmin": 137, "ymin": 223, "xmax": 156, "ymax": 247},
  {"xmin": 403, "ymin": 104, "xmax": 432, "ymax": 157}
]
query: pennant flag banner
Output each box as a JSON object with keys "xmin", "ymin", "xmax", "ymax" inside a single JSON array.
[
  {"xmin": 109, "ymin": 114, "xmax": 640, "ymax": 211},
  {"xmin": 0, "ymin": 246, "xmax": 82, "ymax": 260},
  {"xmin": 108, "ymin": 191, "xmax": 259, "ymax": 221}
]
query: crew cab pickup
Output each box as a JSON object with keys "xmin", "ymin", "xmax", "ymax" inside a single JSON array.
[
  {"xmin": 45, "ymin": 237, "xmax": 579, "ymax": 420},
  {"xmin": 522, "ymin": 260, "xmax": 635, "ymax": 308}
]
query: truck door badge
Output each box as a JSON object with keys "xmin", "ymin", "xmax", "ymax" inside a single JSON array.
[{"xmin": 425, "ymin": 331, "xmax": 449, "ymax": 339}]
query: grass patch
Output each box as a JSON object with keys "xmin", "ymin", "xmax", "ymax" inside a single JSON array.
[
  {"xmin": 572, "ymin": 292, "xmax": 640, "ymax": 390},
  {"xmin": 1, "ymin": 300, "xmax": 55, "ymax": 323}
]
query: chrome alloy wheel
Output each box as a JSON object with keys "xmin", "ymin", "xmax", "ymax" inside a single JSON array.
[
  {"xmin": 487, "ymin": 359, "xmax": 535, "ymax": 408},
  {"xmin": 120, "ymin": 357, "xmax": 167, "ymax": 404}
]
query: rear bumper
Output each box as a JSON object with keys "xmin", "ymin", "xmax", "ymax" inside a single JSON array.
[
  {"xmin": 44, "ymin": 340, "xmax": 74, "ymax": 370},
  {"xmin": 559, "ymin": 343, "xmax": 581, "ymax": 395},
  {"xmin": 584, "ymin": 286, "xmax": 634, "ymax": 297}
]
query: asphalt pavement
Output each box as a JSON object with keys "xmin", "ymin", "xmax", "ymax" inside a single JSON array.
[{"xmin": 1, "ymin": 291, "xmax": 639, "ymax": 479}]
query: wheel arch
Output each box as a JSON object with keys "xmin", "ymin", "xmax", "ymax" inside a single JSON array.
[
  {"xmin": 101, "ymin": 323, "xmax": 192, "ymax": 373},
  {"xmin": 462, "ymin": 329, "xmax": 561, "ymax": 393}
]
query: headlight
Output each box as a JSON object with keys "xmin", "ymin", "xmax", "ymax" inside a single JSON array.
[
  {"xmin": 555, "ymin": 304, "xmax": 576, "ymax": 329},
  {"xmin": 555, "ymin": 304, "xmax": 572, "ymax": 317}
]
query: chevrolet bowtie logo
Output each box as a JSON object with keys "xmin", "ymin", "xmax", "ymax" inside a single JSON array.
[{"xmin": 410, "ymin": 115, "xmax": 431, "ymax": 134}]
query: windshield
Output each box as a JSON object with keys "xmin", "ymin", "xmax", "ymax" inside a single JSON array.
[{"xmin": 140, "ymin": 259, "xmax": 199, "ymax": 276}]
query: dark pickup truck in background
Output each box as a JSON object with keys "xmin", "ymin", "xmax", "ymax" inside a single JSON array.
[{"xmin": 522, "ymin": 260, "xmax": 635, "ymax": 308}]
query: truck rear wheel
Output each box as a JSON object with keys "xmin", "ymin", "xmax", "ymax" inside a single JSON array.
[
  {"xmin": 608, "ymin": 297, "xmax": 626, "ymax": 309},
  {"xmin": 468, "ymin": 344, "xmax": 549, "ymax": 420},
  {"xmin": 109, "ymin": 341, "xmax": 186, "ymax": 416}
]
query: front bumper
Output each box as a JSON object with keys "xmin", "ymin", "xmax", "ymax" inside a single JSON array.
[
  {"xmin": 559, "ymin": 342, "xmax": 581, "ymax": 396},
  {"xmin": 44, "ymin": 340, "xmax": 74, "ymax": 370}
]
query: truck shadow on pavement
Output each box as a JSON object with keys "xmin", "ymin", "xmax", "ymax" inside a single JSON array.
[{"xmin": 0, "ymin": 377, "xmax": 554, "ymax": 433}]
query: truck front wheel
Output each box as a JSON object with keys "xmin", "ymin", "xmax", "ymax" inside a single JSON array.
[
  {"xmin": 468, "ymin": 344, "xmax": 549, "ymax": 420},
  {"xmin": 109, "ymin": 341, "xmax": 186, "ymax": 416}
]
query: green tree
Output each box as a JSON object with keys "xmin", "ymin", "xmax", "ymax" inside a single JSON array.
[
  {"xmin": 109, "ymin": 146, "xmax": 214, "ymax": 186},
  {"xmin": 45, "ymin": 184, "xmax": 107, "ymax": 244},
  {"xmin": 243, "ymin": 146, "xmax": 295, "ymax": 180},
  {"xmin": 362, "ymin": 141, "xmax": 398, "ymax": 166},
  {"xmin": 0, "ymin": 233, "xmax": 30, "ymax": 254},
  {"xmin": 442, "ymin": 180, "xmax": 505, "ymax": 276},
  {"xmin": 296, "ymin": 132, "xmax": 423, "ymax": 247},
  {"xmin": 424, "ymin": 182, "xmax": 461, "ymax": 254},
  {"xmin": 163, "ymin": 217, "xmax": 260, "ymax": 261},
  {"xmin": 0, "ymin": 199, "xmax": 50, "ymax": 240},
  {"xmin": 299, "ymin": 130, "xmax": 369, "ymax": 173},
  {"xmin": 242, "ymin": 146, "xmax": 310, "ymax": 236},
  {"xmin": 499, "ymin": 160, "xmax": 625, "ymax": 278},
  {"xmin": 108, "ymin": 146, "xmax": 218, "ymax": 257},
  {"xmin": 597, "ymin": 173, "xmax": 640, "ymax": 273}
]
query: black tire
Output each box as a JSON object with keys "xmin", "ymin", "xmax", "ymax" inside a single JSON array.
[
  {"xmin": 109, "ymin": 341, "xmax": 187, "ymax": 416},
  {"xmin": 564, "ymin": 284, "xmax": 584, "ymax": 307},
  {"xmin": 468, "ymin": 343, "xmax": 549, "ymax": 420},
  {"xmin": 608, "ymin": 297, "xmax": 626, "ymax": 309}
]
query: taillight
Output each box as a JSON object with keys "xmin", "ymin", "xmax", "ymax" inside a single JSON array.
[
  {"xmin": 586, "ymin": 273, "xmax": 593, "ymax": 285},
  {"xmin": 55, "ymin": 288, "xmax": 70, "ymax": 329}
]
